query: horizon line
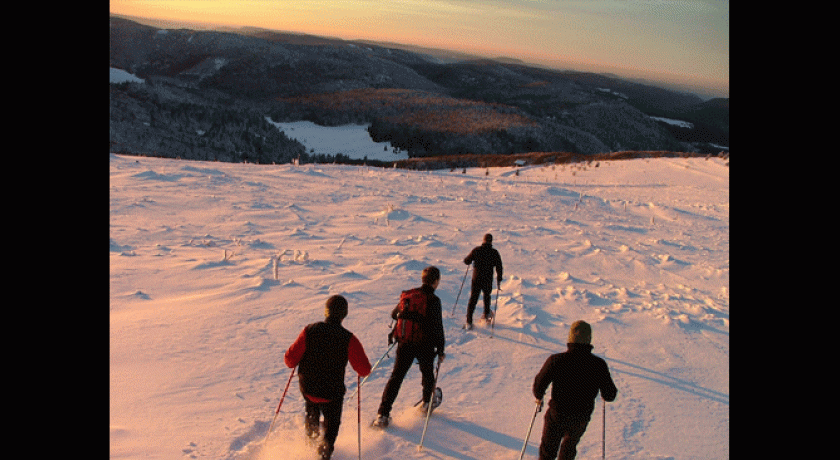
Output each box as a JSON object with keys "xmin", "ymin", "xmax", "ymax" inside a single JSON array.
[{"xmin": 110, "ymin": 12, "xmax": 729, "ymax": 101}]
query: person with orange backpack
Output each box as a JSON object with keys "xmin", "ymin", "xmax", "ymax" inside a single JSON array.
[{"xmin": 373, "ymin": 266, "xmax": 446, "ymax": 428}]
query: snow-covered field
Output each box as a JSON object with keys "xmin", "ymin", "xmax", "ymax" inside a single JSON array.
[
  {"xmin": 267, "ymin": 120, "xmax": 408, "ymax": 163},
  {"xmin": 110, "ymin": 153, "xmax": 729, "ymax": 459}
]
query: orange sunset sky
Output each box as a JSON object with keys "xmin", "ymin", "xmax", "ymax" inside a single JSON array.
[{"xmin": 110, "ymin": 0, "xmax": 729, "ymax": 99}]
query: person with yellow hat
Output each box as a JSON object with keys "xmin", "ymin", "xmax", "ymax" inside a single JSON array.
[{"xmin": 532, "ymin": 320, "xmax": 618, "ymax": 460}]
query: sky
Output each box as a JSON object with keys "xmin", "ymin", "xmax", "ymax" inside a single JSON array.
[{"xmin": 110, "ymin": 0, "xmax": 729, "ymax": 99}]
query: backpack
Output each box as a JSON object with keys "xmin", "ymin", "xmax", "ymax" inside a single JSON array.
[{"xmin": 392, "ymin": 288, "xmax": 428, "ymax": 343}]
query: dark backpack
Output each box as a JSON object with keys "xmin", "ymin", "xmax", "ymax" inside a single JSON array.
[{"xmin": 392, "ymin": 288, "xmax": 428, "ymax": 343}]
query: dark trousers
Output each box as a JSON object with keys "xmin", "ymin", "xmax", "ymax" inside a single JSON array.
[
  {"xmin": 304, "ymin": 397, "xmax": 343, "ymax": 448},
  {"xmin": 377, "ymin": 342, "xmax": 436, "ymax": 417},
  {"xmin": 466, "ymin": 280, "xmax": 493, "ymax": 323},
  {"xmin": 539, "ymin": 410, "xmax": 590, "ymax": 460}
]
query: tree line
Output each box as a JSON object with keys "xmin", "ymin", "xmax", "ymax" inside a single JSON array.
[{"xmin": 110, "ymin": 80, "xmax": 306, "ymax": 164}]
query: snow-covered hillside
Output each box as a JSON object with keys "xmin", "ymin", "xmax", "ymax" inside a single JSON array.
[{"xmin": 110, "ymin": 154, "xmax": 729, "ymax": 459}]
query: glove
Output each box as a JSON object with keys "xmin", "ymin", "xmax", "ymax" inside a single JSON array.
[{"xmin": 388, "ymin": 330, "xmax": 395, "ymax": 345}]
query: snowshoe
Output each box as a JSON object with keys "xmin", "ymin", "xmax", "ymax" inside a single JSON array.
[{"xmin": 433, "ymin": 386, "xmax": 442, "ymax": 409}]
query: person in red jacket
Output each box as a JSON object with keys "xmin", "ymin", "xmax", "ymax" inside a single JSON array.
[
  {"xmin": 285, "ymin": 295, "xmax": 372, "ymax": 460},
  {"xmin": 533, "ymin": 320, "xmax": 617, "ymax": 460}
]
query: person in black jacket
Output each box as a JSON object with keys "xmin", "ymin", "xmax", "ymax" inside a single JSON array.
[
  {"xmin": 373, "ymin": 266, "xmax": 446, "ymax": 427},
  {"xmin": 533, "ymin": 320, "xmax": 617, "ymax": 460},
  {"xmin": 463, "ymin": 233, "xmax": 503, "ymax": 328},
  {"xmin": 285, "ymin": 295, "xmax": 372, "ymax": 460}
]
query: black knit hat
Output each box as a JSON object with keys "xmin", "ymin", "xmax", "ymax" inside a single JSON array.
[
  {"xmin": 325, "ymin": 295, "xmax": 348, "ymax": 321},
  {"xmin": 483, "ymin": 233, "xmax": 493, "ymax": 243}
]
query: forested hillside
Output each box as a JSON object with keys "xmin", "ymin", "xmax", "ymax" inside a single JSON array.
[{"xmin": 110, "ymin": 16, "xmax": 728, "ymax": 164}]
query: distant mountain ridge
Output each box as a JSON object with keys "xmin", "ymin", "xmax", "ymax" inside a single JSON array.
[{"xmin": 109, "ymin": 16, "xmax": 728, "ymax": 164}]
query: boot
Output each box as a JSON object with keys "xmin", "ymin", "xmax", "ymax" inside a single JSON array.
[
  {"xmin": 305, "ymin": 420, "xmax": 320, "ymax": 445},
  {"xmin": 418, "ymin": 388, "xmax": 443, "ymax": 415},
  {"xmin": 372, "ymin": 413, "xmax": 390, "ymax": 428},
  {"xmin": 317, "ymin": 440, "xmax": 333, "ymax": 459}
]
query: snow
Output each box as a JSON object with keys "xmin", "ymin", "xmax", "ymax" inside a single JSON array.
[
  {"xmin": 649, "ymin": 116, "xmax": 693, "ymax": 129},
  {"xmin": 596, "ymin": 88, "xmax": 628, "ymax": 99},
  {"xmin": 110, "ymin": 153, "xmax": 728, "ymax": 459},
  {"xmin": 110, "ymin": 67, "xmax": 144, "ymax": 84},
  {"xmin": 267, "ymin": 119, "xmax": 409, "ymax": 162}
]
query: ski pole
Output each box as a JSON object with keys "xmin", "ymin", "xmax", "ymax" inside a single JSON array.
[
  {"xmin": 451, "ymin": 265, "xmax": 470, "ymax": 316},
  {"xmin": 264, "ymin": 366, "xmax": 296, "ymax": 446},
  {"xmin": 490, "ymin": 286, "xmax": 500, "ymax": 336},
  {"xmin": 601, "ymin": 350, "xmax": 607, "ymax": 460},
  {"xmin": 602, "ymin": 396, "xmax": 606, "ymax": 460},
  {"xmin": 418, "ymin": 356, "xmax": 443, "ymax": 451},
  {"xmin": 518, "ymin": 398, "xmax": 543, "ymax": 460},
  {"xmin": 347, "ymin": 341, "xmax": 396, "ymax": 401},
  {"xmin": 357, "ymin": 375, "xmax": 362, "ymax": 460}
]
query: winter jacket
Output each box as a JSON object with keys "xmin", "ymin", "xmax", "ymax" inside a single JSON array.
[
  {"xmin": 390, "ymin": 283, "xmax": 445, "ymax": 355},
  {"xmin": 285, "ymin": 319, "xmax": 371, "ymax": 402},
  {"xmin": 533, "ymin": 343, "xmax": 617, "ymax": 418},
  {"xmin": 464, "ymin": 243, "xmax": 503, "ymax": 285}
]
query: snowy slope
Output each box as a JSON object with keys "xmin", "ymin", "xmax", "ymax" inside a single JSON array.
[{"xmin": 110, "ymin": 154, "xmax": 729, "ymax": 459}]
